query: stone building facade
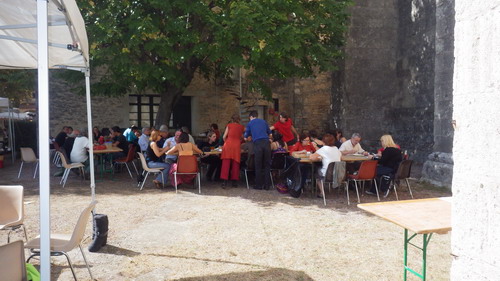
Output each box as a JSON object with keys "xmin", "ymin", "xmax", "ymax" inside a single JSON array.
[{"xmin": 48, "ymin": 0, "xmax": 455, "ymax": 187}]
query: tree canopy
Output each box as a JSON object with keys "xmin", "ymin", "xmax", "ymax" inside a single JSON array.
[
  {"xmin": 77, "ymin": 0, "xmax": 352, "ymax": 125},
  {"xmin": 0, "ymin": 70, "xmax": 35, "ymax": 108}
]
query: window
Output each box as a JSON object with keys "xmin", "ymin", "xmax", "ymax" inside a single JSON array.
[{"xmin": 128, "ymin": 95, "xmax": 159, "ymax": 127}]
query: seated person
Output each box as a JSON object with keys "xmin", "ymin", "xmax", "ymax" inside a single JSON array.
[
  {"xmin": 270, "ymin": 130, "xmax": 288, "ymax": 154},
  {"xmin": 339, "ymin": 133, "xmax": 369, "ymax": 156},
  {"xmin": 138, "ymin": 127, "xmax": 152, "ymax": 153},
  {"xmin": 309, "ymin": 134, "xmax": 342, "ymax": 194},
  {"xmin": 70, "ymin": 129, "xmax": 90, "ymax": 171},
  {"xmin": 110, "ymin": 126, "xmax": 129, "ymax": 160},
  {"xmin": 62, "ymin": 129, "xmax": 76, "ymax": 158},
  {"xmin": 309, "ymin": 130, "xmax": 325, "ymax": 148},
  {"xmin": 289, "ymin": 133, "xmax": 318, "ymax": 154},
  {"xmin": 198, "ymin": 131, "xmax": 221, "ymax": 181},
  {"xmin": 167, "ymin": 132, "xmax": 203, "ymax": 186},
  {"xmin": 163, "ymin": 128, "xmax": 182, "ymax": 164},
  {"xmin": 146, "ymin": 130, "xmax": 171, "ymax": 188},
  {"xmin": 366, "ymin": 134, "xmax": 403, "ymax": 196}
]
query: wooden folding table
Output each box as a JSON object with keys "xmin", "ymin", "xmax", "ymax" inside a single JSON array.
[{"xmin": 358, "ymin": 197, "xmax": 451, "ymax": 281}]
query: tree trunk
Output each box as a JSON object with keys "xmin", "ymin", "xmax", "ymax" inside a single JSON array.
[{"xmin": 154, "ymin": 85, "xmax": 183, "ymax": 128}]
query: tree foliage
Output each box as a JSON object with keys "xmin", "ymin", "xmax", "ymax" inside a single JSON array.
[
  {"xmin": 77, "ymin": 0, "xmax": 352, "ymax": 125},
  {"xmin": 0, "ymin": 70, "xmax": 35, "ymax": 107}
]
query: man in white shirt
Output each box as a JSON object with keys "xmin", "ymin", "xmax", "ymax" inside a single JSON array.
[
  {"xmin": 163, "ymin": 129, "xmax": 182, "ymax": 163},
  {"xmin": 339, "ymin": 133, "xmax": 368, "ymax": 155},
  {"xmin": 138, "ymin": 127, "xmax": 151, "ymax": 152},
  {"xmin": 70, "ymin": 129, "xmax": 90, "ymax": 165}
]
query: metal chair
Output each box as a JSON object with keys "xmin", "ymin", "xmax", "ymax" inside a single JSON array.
[
  {"xmin": 318, "ymin": 161, "xmax": 348, "ymax": 205},
  {"xmin": 25, "ymin": 201, "xmax": 97, "ymax": 281},
  {"xmin": 0, "ymin": 185, "xmax": 28, "ymax": 243},
  {"xmin": 137, "ymin": 152, "xmax": 164, "ymax": 190},
  {"xmin": 347, "ymin": 160, "xmax": 379, "ymax": 203},
  {"xmin": 57, "ymin": 151, "xmax": 85, "ymax": 188},
  {"xmin": 18, "ymin": 147, "xmax": 39, "ymax": 178},
  {"xmin": 114, "ymin": 144, "xmax": 138, "ymax": 179},
  {"xmin": 173, "ymin": 155, "xmax": 201, "ymax": 194},
  {"xmin": 0, "ymin": 240, "xmax": 27, "ymax": 281},
  {"xmin": 391, "ymin": 159, "xmax": 414, "ymax": 200}
]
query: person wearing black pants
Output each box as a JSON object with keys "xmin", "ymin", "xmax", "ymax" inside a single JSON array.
[{"xmin": 244, "ymin": 111, "xmax": 272, "ymax": 190}]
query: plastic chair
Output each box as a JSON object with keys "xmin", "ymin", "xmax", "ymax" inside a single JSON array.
[
  {"xmin": 114, "ymin": 144, "xmax": 138, "ymax": 179},
  {"xmin": 0, "ymin": 185, "xmax": 28, "ymax": 243},
  {"xmin": 173, "ymin": 155, "xmax": 201, "ymax": 194},
  {"xmin": 53, "ymin": 141, "xmax": 62, "ymax": 166},
  {"xmin": 25, "ymin": 201, "xmax": 97, "ymax": 281},
  {"xmin": 18, "ymin": 147, "xmax": 39, "ymax": 178},
  {"xmin": 0, "ymin": 240, "xmax": 27, "ymax": 281},
  {"xmin": 57, "ymin": 151, "xmax": 85, "ymax": 188},
  {"xmin": 391, "ymin": 159, "xmax": 414, "ymax": 200},
  {"xmin": 137, "ymin": 152, "xmax": 164, "ymax": 190},
  {"xmin": 269, "ymin": 152, "xmax": 287, "ymax": 189},
  {"xmin": 347, "ymin": 160, "xmax": 379, "ymax": 203},
  {"xmin": 319, "ymin": 161, "xmax": 349, "ymax": 206},
  {"xmin": 244, "ymin": 154, "xmax": 255, "ymax": 189}
]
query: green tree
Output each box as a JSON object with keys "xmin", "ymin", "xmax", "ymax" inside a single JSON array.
[
  {"xmin": 0, "ymin": 70, "xmax": 35, "ymax": 108},
  {"xmin": 77, "ymin": 0, "xmax": 351, "ymax": 125}
]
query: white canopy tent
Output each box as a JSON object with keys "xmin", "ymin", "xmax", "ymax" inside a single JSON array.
[{"xmin": 0, "ymin": 0, "xmax": 95, "ymax": 279}]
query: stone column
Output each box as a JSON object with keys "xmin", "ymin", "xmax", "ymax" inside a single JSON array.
[
  {"xmin": 421, "ymin": 0, "xmax": 455, "ymax": 187},
  {"xmin": 451, "ymin": 1, "xmax": 500, "ymax": 279}
]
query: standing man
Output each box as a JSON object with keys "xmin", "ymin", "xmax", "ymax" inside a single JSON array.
[{"xmin": 244, "ymin": 111, "xmax": 272, "ymax": 190}]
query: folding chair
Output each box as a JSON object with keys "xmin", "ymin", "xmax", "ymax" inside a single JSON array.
[
  {"xmin": 25, "ymin": 201, "xmax": 97, "ymax": 281},
  {"xmin": 18, "ymin": 147, "xmax": 39, "ymax": 178},
  {"xmin": 173, "ymin": 155, "xmax": 201, "ymax": 194},
  {"xmin": 0, "ymin": 185, "xmax": 28, "ymax": 243}
]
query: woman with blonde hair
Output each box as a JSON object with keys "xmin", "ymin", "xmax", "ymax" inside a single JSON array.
[
  {"xmin": 366, "ymin": 134, "xmax": 402, "ymax": 197},
  {"xmin": 220, "ymin": 113, "xmax": 245, "ymax": 188}
]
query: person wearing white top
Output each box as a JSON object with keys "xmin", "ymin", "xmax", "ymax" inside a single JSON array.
[
  {"xmin": 309, "ymin": 134, "xmax": 342, "ymax": 177},
  {"xmin": 70, "ymin": 129, "xmax": 90, "ymax": 164},
  {"xmin": 339, "ymin": 133, "xmax": 368, "ymax": 155}
]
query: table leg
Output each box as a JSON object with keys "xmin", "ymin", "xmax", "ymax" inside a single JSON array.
[{"xmin": 403, "ymin": 229, "xmax": 433, "ymax": 281}]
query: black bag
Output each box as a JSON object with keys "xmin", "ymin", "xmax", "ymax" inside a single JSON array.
[
  {"xmin": 379, "ymin": 175, "xmax": 392, "ymax": 192},
  {"xmin": 88, "ymin": 213, "xmax": 108, "ymax": 252},
  {"xmin": 282, "ymin": 156, "xmax": 302, "ymax": 198}
]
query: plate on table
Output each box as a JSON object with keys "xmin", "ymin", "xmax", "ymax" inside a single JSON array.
[{"xmin": 351, "ymin": 154, "xmax": 366, "ymax": 157}]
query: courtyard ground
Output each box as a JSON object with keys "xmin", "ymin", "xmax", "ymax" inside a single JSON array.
[{"xmin": 0, "ymin": 158, "xmax": 452, "ymax": 281}]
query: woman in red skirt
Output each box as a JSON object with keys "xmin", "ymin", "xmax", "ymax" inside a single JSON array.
[{"xmin": 220, "ymin": 114, "xmax": 245, "ymax": 188}]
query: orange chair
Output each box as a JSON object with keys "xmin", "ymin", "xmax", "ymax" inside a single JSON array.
[
  {"xmin": 173, "ymin": 155, "xmax": 201, "ymax": 194},
  {"xmin": 347, "ymin": 160, "xmax": 379, "ymax": 202},
  {"xmin": 114, "ymin": 144, "xmax": 138, "ymax": 179}
]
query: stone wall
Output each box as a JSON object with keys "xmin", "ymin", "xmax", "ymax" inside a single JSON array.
[
  {"xmin": 451, "ymin": 1, "xmax": 500, "ymax": 279},
  {"xmin": 49, "ymin": 72, "xmax": 128, "ymax": 137}
]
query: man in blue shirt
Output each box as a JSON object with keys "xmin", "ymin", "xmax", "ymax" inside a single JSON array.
[{"xmin": 244, "ymin": 110, "xmax": 272, "ymax": 190}]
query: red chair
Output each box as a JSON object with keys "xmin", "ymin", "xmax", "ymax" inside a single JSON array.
[
  {"xmin": 114, "ymin": 144, "xmax": 138, "ymax": 179},
  {"xmin": 347, "ymin": 160, "xmax": 379, "ymax": 202},
  {"xmin": 173, "ymin": 155, "xmax": 201, "ymax": 194}
]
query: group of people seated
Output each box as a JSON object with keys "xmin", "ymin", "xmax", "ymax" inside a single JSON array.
[{"xmin": 53, "ymin": 111, "xmax": 405, "ymax": 198}]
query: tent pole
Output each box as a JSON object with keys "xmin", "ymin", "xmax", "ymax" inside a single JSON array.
[
  {"xmin": 37, "ymin": 0, "xmax": 51, "ymax": 279},
  {"xmin": 85, "ymin": 69, "xmax": 96, "ymax": 201},
  {"xmin": 7, "ymin": 101, "xmax": 15, "ymax": 163}
]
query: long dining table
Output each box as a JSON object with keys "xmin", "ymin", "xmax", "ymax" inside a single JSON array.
[{"xmin": 92, "ymin": 146, "xmax": 123, "ymax": 180}]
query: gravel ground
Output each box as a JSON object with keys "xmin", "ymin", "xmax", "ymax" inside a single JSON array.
[{"xmin": 0, "ymin": 158, "xmax": 452, "ymax": 281}]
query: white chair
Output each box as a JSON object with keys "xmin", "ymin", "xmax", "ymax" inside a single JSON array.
[
  {"xmin": 318, "ymin": 161, "xmax": 348, "ymax": 206},
  {"xmin": 25, "ymin": 201, "xmax": 97, "ymax": 281},
  {"xmin": 0, "ymin": 240, "xmax": 27, "ymax": 281},
  {"xmin": 18, "ymin": 147, "xmax": 39, "ymax": 178},
  {"xmin": 57, "ymin": 151, "xmax": 85, "ymax": 188},
  {"xmin": 0, "ymin": 185, "xmax": 28, "ymax": 243},
  {"xmin": 137, "ymin": 152, "xmax": 164, "ymax": 190}
]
